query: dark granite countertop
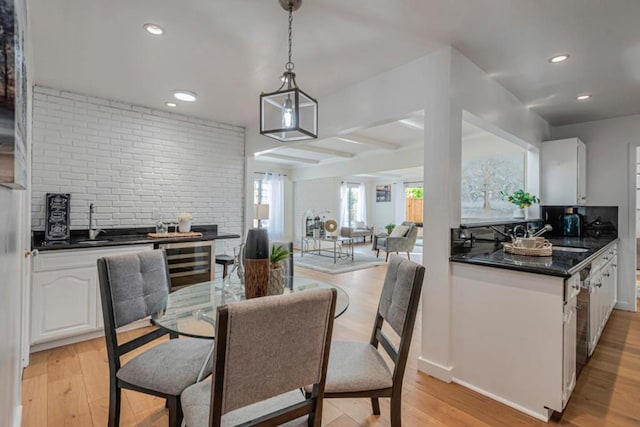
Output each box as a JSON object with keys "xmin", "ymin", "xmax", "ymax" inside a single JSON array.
[
  {"xmin": 32, "ymin": 225, "xmax": 241, "ymax": 251},
  {"xmin": 450, "ymin": 236, "xmax": 618, "ymax": 278}
]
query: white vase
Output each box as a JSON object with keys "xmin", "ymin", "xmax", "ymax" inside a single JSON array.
[
  {"xmin": 513, "ymin": 207, "xmax": 525, "ymax": 220},
  {"xmin": 178, "ymin": 219, "xmax": 192, "ymax": 233}
]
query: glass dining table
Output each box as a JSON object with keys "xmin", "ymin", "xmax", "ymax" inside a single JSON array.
[
  {"xmin": 151, "ymin": 277, "xmax": 349, "ymax": 381},
  {"xmin": 151, "ymin": 276, "xmax": 349, "ymax": 339}
]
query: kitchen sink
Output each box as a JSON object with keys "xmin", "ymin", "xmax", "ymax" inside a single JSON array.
[
  {"xmin": 75, "ymin": 239, "xmax": 112, "ymax": 244},
  {"xmin": 552, "ymin": 246, "xmax": 589, "ymax": 253}
]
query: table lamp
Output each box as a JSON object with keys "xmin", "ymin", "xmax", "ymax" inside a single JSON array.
[{"xmin": 253, "ymin": 203, "xmax": 270, "ymax": 228}]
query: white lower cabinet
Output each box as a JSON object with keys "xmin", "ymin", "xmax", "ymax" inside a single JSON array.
[
  {"xmin": 30, "ymin": 244, "xmax": 154, "ymax": 349},
  {"xmin": 587, "ymin": 245, "xmax": 618, "ymax": 356},
  {"xmin": 32, "ymin": 267, "xmax": 98, "ymax": 343}
]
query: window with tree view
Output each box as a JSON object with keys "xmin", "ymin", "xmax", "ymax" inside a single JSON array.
[{"xmin": 461, "ymin": 121, "xmax": 527, "ymax": 222}]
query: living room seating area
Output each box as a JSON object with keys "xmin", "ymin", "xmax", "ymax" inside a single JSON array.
[{"xmin": 340, "ymin": 221, "xmax": 374, "ymax": 243}]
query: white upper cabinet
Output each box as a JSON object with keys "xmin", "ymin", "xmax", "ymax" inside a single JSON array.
[{"xmin": 542, "ymin": 138, "xmax": 587, "ymax": 205}]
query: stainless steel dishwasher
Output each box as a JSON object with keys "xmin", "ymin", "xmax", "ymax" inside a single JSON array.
[{"xmin": 576, "ymin": 266, "xmax": 591, "ymax": 376}]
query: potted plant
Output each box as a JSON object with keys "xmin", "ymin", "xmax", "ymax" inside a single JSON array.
[
  {"xmin": 268, "ymin": 244, "xmax": 290, "ymax": 295},
  {"xmin": 385, "ymin": 223, "xmax": 396, "ymax": 235},
  {"xmin": 501, "ymin": 189, "xmax": 539, "ymax": 219}
]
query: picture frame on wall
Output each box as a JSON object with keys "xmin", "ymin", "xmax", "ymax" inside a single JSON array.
[
  {"xmin": 376, "ymin": 184, "xmax": 391, "ymax": 202},
  {"xmin": 0, "ymin": 0, "xmax": 28, "ymax": 189}
]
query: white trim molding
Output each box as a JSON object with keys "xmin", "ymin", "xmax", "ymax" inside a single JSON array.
[{"xmin": 417, "ymin": 356, "xmax": 453, "ymax": 383}]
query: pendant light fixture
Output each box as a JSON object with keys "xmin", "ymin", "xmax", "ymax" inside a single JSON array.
[{"xmin": 260, "ymin": 0, "xmax": 318, "ymax": 142}]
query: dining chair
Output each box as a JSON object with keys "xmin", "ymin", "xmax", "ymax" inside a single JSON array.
[
  {"xmin": 310, "ymin": 255, "xmax": 425, "ymax": 427},
  {"xmin": 180, "ymin": 288, "xmax": 337, "ymax": 427},
  {"xmin": 97, "ymin": 250, "xmax": 214, "ymax": 427}
]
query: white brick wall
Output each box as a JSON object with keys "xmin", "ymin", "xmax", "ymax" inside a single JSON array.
[{"xmin": 32, "ymin": 86, "xmax": 245, "ymax": 253}]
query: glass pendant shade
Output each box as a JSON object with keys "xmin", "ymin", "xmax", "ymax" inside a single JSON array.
[{"xmin": 260, "ymin": 85, "xmax": 317, "ymax": 142}]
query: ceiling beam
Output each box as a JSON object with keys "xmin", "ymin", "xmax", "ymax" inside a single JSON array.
[
  {"xmin": 256, "ymin": 153, "xmax": 320, "ymax": 164},
  {"xmin": 291, "ymin": 144, "xmax": 355, "ymax": 158},
  {"xmin": 397, "ymin": 118, "xmax": 424, "ymax": 130},
  {"xmin": 336, "ymin": 135, "xmax": 400, "ymax": 150}
]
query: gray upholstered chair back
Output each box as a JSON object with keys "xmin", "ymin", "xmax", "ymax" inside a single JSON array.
[
  {"xmin": 401, "ymin": 221, "xmax": 419, "ymax": 250},
  {"xmin": 378, "ymin": 255, "xmax": 424, "ymax": 336},
  {"xmin": 99, "ymin": 250, "xmax": 171, "ymax": 328},
  {"xmin": 213, "ymin": 288, "xmax": 336, "ymax": 415}
]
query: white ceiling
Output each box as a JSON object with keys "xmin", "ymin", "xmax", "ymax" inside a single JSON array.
[{"xmin": 30, "ymin": 0, "xmax": 640, "ymax": 131}]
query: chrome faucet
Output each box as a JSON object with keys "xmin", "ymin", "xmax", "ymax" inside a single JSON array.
[{"xmin": 88, "ymin": 203, "xmax": 103, "ymax": 240}]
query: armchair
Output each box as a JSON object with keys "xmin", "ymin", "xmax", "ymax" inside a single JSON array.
[
  {"xmin": 340, "ymin": 221, "xmax": 374, "ymax": 243},
  {"xmin": 372, "ymin": 221, "xmax": 418, "ymax": 262}
]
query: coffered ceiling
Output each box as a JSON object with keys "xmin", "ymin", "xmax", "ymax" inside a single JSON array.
[{"xmin": 30, "ymin": 0, "xmax": 640, "ymax": 168}]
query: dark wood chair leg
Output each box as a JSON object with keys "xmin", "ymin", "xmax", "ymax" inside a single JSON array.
[
  {"xmin": 167, "ymin": 395, "xmax": 183, "ymax": 427},
  {"xmin": 371, "ymin": 397, "xmax": 381, "ymax": 415},
  {"xmin": 385, "ymin": 252, "xmax": 390, "ymax": 262},
  {"xmin": 390, "ymin": 390, "xmax": 402, "ymax": 427},
  {"xmin": 407, "ymin": 252, "xmax": 411, "ymax": 260},
  {"xmin": 108, "ymin": 384, "xmax": 121, "ymax": 427},
  {"xmin": 376, "ymin": 249, "xmax": 380, "ymax": 258}
]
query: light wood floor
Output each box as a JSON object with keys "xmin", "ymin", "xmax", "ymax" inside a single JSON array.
[{"xmin": 22, "ymin": 262, "xmax": 640, "ymax": 426}]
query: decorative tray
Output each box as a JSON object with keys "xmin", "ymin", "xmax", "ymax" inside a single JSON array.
[
  {"xmin": 147, "ymin": 232, "xmax": 203, "ymax": 238},
  {"xmin": 502, "ymin": 242, "xmax": 553, "ymax": 257}
]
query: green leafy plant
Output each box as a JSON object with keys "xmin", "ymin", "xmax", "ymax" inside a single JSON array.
[
  {"xmin": 270, "ymin": 244, "xmax": 290, "ymax": 267},
  {"xmin": 385, "ymin": 223, "xmax": 396, "ymax": 234},
  {"xmin": 405, "ymin": 187, "xmax": 423, "ymax": 198},
  {"xmin": 501, "ymin": 189, "xmax": 539, "ymax": 208}
]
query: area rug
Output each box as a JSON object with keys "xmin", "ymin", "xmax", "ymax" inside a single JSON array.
[{"xmin": 294, "ymin": 250, "xmax": 386, "ymax": 274}]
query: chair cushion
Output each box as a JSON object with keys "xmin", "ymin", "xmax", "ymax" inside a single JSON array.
[
  {"xmin": 389, "ymin": 225, "xmax": 410, "ymax": 237},
  {"xmin": 322, "ymin": 341, "xmax": 393, "ymax": 393},
  {"xmin": 181, "ymin": 378, "xmax": 309, "ymax": 427},
  {"xmin": 117, "ymin": 337, "xmax": 213, "ymax": 396}
]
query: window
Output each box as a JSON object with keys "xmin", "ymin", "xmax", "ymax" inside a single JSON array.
[
  {"xmin": 461, "ymin": 120, "xmax": 528, "ymax": 222},
  {"xmin": 340, "ymin": 182, "xmax": 366, "ymax": 227},
  {"xmin": 405, "ymin": 183, "xmax": 423, "ymax": 223},
  {"xmin": 254, "ymin": 178, "xmax": 271, "ymax": 229}
]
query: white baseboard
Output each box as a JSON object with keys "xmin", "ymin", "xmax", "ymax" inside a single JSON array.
[
  {"xmin": 13, "ymin": 405, "xmax": 22, "ymax": 427},
  {"xmin": 615, "ymin": 301, "xmax": 638, "ymax": 312},
  {"xmin": 453, "ymin": 378, "xmax": 552, "ymax": 422},
  {"xmin": 416, "ymin": 356, "xmax": 453, "ymax": 382},
  {"xmin": 30, "ymin": 318, "xmax": 152, "ymax": 353}
]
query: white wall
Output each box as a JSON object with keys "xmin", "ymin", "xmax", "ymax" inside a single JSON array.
[
  {"xmin": 292, "ymin": 177, "xmax": 341, "ymax": 247},
  {"xmin": 31, "ymin": 87, "xmax": 245, "ymax": 253},
  {"xmin": 369, "ymin": 180, "xmax": 396, "ymax": 232},
  {"xmin": 552, "ymin": 114, "xmax": 640, "ymax": 311},
  {"xmin": 420, "ymin": 48, "xmax": 550, "ymax": 381}
]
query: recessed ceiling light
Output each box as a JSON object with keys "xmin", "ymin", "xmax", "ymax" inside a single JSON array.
[
  {"xmin": 577, "ymin": 94, "xmax": 591, "ymax": 101},
  {"xmin": 549, "ymin": 54, "xmax": 570, "ymax": 63},
  {"xmin": 166, "ymin": 102, "xmax": 177, "ymax": 108},
  {"xmin": 173, "ymin": 90, "xmax": 197, "ymax": 102},
  {"xmin": 143, "ymin": 23, "xmax": 164, "ymax": 36}
]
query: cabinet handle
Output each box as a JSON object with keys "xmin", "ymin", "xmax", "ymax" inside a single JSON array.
[
  {"xmin": 612, "ymin": 264, "xmax": 617, "ymax": 267},
  {"xmin": 603, "ymin": 256, "xmax": 609, "ymax": 260},
  {"xmin": 603, "ymin": 272, "xmax": 610, "ymax": 277},
  {"xmin": 572, "ymin": 285, "xmax": 580, "ymax": 290},
  {"xmin": 24, "ymin": 249, "xmax": 39, "ymax": 258},
  {"xmin": 596, "ymin": 281, "xmax": 603, "ymax": 288}
]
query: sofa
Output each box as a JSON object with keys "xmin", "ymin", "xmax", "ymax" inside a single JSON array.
[{"xmin": 340, "ymin": 221, "xmax": 374, "ymax": 243}]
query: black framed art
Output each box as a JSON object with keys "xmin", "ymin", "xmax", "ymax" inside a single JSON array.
[{"xmin": 376, "ymin": 184, "xmax": 391, "ymax": 202}]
